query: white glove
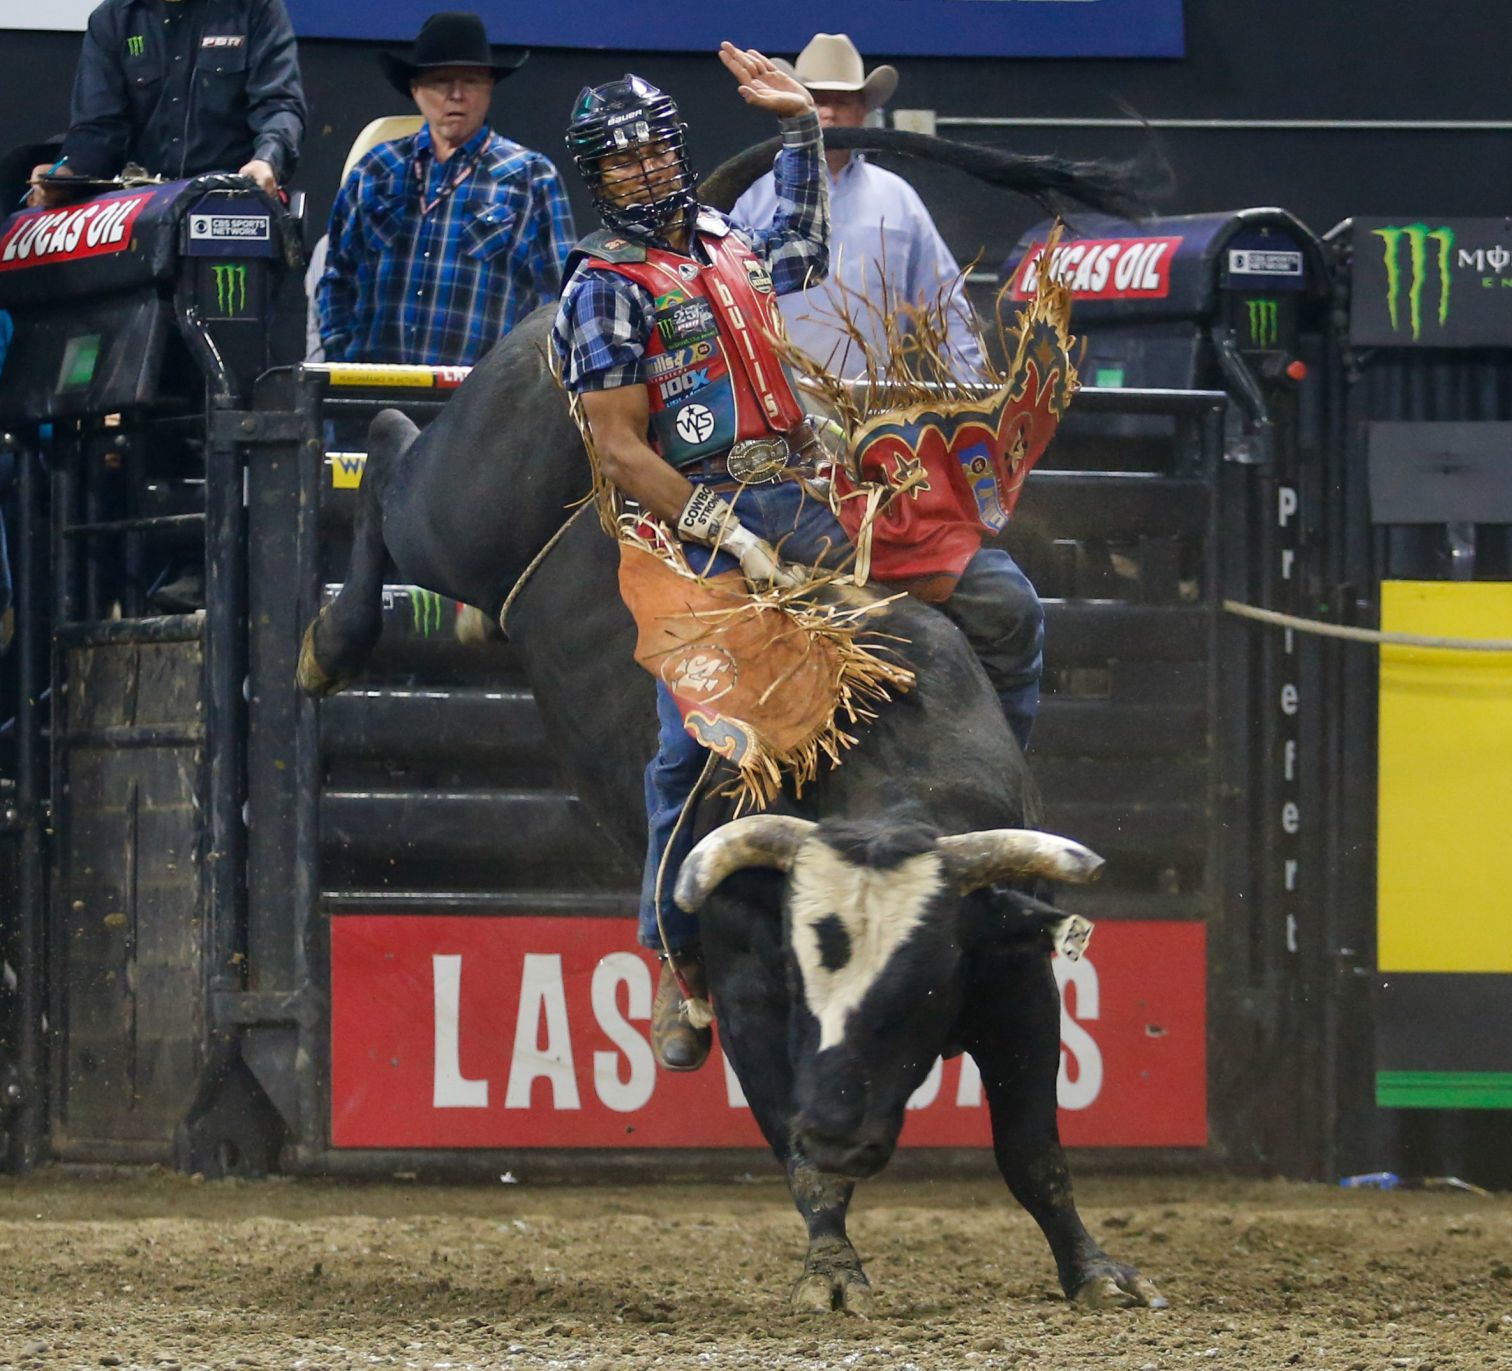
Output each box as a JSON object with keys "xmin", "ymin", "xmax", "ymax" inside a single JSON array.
[{"xmin": 677, "ymin": 487, "xmax": 805, "ymax": 590}]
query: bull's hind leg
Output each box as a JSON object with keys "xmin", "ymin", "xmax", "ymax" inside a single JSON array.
[
  {"xmin": 702, "ymin": 884, "xmax": 873, "ymax": 1315},
  {"xmin": 963, "ymin": 943, "xmax": 1166, "ymax": 1310},
  {"xmin": 296, "ymin": 410, "xmax": 415, "ymax": 696}
]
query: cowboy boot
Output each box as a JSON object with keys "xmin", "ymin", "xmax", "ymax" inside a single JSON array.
[{"xmin": 652, "ymin": 948, "xmax": 712, "ymax": 1072}]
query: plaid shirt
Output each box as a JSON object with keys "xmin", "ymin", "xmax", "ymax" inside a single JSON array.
[
  {"xmin": 319, "ymin": 122, "xmax": 575, "ymax": 365},
  {"xmin": 552, "ymin": 111, "xmax": 828, "ymax": 392}
]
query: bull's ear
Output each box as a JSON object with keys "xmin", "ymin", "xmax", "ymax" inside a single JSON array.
[
  {"xmin": 987, "ymin": 885, "xmax": 1095, "ymax": 960},
  {"xmin": 938, "ymin": 829, "xmax": 1105, "ymax": 893},
  {"xmin": 674, "ymin": 815, "xmax": 817, "ymax": 912},
  {"xmin": 1053, "ymin": 913, "xmax": 1094, "ymax": 961}
]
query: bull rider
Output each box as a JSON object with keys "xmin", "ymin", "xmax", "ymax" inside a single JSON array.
[{"xmin": 551, "ymin": 43, "xmax": 1045, "ymax": 1074}]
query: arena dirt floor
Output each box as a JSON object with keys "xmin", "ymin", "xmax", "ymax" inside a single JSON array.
[{"xmin": 1, "ymin": 1169, "xmax": 1510, "ymax": 1370}]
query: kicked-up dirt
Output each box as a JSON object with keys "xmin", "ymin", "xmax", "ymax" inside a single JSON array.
[{"xmin": 1, "ymin": 1169, "xmax": 1510, "ymax": 1370}]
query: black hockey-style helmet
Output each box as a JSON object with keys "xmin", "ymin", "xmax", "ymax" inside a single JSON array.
[{"xmin": 565, "ymin": 74, "xmax": 698, "ymax": 239}]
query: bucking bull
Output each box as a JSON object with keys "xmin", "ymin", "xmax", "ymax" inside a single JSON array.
[{"xmin": 297, "ymin": 127, "xmax": 1167, "ymax": 1314}]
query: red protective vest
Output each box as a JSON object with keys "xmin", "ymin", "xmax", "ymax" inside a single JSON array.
[{"xmin": 580, "ymin": 214, "xmax": 806, "ymax": 466}]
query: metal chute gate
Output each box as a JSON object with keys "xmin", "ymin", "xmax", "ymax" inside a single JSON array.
[
  {"xmin": 8, "ymin": 191, "xmax": 1491, "ymax": 1182},
  {"xmin": 0, "ymin": 176, "xmax": 298, "ymax": 1172},
  {"xmin": 1318, "ymin": 215, "xmax": 1512, "ymax": 1188}
]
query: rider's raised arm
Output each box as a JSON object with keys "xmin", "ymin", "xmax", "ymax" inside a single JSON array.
[
  {"xmin": 717, "ymin": 42, "xmax": 829, "ymax": 294},
  {"xmin": 736, "ymin": 111, "xmax": 829, "ymax": 296}
]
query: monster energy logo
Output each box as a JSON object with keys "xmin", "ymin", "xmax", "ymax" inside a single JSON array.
[
  {"xmin": 1373, "ymin": 224, "xmax": 1455, "ymax": 341},
  {"xmin": 408, "ymin": 588, "xmax": 444, "ymax": 637},
  {"xmin": 1246, "ymin": 298, "xmax": 1279, "ymax": 348},
  {"xmin": 127, "ymin": 34, "xmax": 144, "ymax": 56},
  {"xmin": 212, "ymin": 263, "xmax": 248, "ymax": 315}
]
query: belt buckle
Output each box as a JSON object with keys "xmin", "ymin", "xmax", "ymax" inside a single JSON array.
[{"xmin": 725, "ymin": 436, "xmax": 789, "ymax": 485}]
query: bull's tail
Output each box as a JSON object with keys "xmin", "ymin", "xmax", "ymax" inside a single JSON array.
[
  {"xmin": 295, "ymin": 408, "xmax": 418, "ymax": 697},
  {"xmin": 700, "ymin": 125, "xmax": 1164, "ymax": 223}
]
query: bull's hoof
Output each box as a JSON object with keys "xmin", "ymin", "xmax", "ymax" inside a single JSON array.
[
  {"xmin": 454, "ymin": 604, "xmax": 504, "ymax": 647},
  {"xmin": 1071, "ymin": 1263, "xmax": 1167, "ymax": 1310},
  {"xmin": 791, "ymin": 1239, "xmax": 874, "ymax": 1316},
  {"xmin": 295, "ymin": 615, "xmax": 346, "ymax": 698}
]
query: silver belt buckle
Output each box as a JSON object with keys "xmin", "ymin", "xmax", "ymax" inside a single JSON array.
[{"xmin": 725, "ymin": 436, "xmax": 789, "ymax": 485}]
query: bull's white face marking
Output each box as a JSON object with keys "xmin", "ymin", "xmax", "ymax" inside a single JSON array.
[{"xmin": 788, "ymin": 840, "xmax": 946, "ymax": 1052}]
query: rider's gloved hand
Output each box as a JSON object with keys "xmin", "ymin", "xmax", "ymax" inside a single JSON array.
[{"xmin": 677, "ymin": 487, "xmax": 804, "ymax": 590}]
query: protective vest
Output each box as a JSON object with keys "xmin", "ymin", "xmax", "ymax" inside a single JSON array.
[{"xmin": 574, "ymin": 214, "xmax": 806, "ymax": 467}]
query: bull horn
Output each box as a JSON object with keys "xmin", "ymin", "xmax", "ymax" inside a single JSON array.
[
  {"xmin": 937, "ymin": 829, "xmax": 1105, "ymax": 893},
  {"xmin": 674, "ymin": 816, "xmax": 817, "ymax": 913}
]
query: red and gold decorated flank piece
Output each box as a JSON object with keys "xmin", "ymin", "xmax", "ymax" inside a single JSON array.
[{"xmin": 826, "ymin": 224, "xmax": 1079, "ymax": 600}]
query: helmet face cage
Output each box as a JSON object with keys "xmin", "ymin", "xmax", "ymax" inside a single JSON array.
[{"xmin": 566, "ymin": 77, "xmax": 698, "ymax": 239}]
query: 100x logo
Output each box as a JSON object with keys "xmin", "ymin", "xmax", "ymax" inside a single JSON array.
[{"xmin": 1372, "ymin": 224, "xmax": 1455, "ymax": 341}]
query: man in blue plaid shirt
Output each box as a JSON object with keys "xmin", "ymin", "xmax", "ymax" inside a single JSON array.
[{"xmin": 318, "ymin": 12, "xmax": 573, "ymax": 366}]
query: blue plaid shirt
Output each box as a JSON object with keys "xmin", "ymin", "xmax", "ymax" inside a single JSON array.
[
  {"xmin": 552, "ymin": 112, "xmax": 828, "ymax": 393},
  {"xmin": 319, "ymin": 122, "xmax": 575, "ymax": 365}
]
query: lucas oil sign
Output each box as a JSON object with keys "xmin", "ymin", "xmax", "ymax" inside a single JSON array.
[
  {"xmin": 0, "ymin": 190, "xmax": 154, "ymax": 271},
  {"xmin": 330, "ymin": 915, "xmax": 1207, "ymax": 1149},
  {"xmin": 1010, "ymin": 235, "xmax": 1183, "ymax": 301}
]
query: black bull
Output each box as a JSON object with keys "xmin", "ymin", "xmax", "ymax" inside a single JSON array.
[{"xmin": 297, "ymin": 131, "xmax": 1165, "ymax": 1312}]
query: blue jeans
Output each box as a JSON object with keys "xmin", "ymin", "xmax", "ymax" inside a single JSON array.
[
  {"xmin": 637, "ymin": 485, "xmax": 1044, "ymax": 951},
  {"xmin": 639, "ymin": 479, "xmax": 846, "ymax": 951},
  {"xmin": 938, "ymin": 546, "xmax": 1044, "ymax": 752}
]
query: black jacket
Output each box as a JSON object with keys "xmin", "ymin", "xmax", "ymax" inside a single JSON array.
[{"xmin": 61, "ymin": 0, "xmax": 306, "ymax": 183}]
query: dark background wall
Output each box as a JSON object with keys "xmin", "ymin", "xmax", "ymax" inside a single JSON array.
[{"xmin": 2, "ymin": 1, "xmax": 1508, "ymax": 276}]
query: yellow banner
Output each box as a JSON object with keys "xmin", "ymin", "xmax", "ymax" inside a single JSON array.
[
  {"xmin": 327, "ymin": 453, "xmax": 366, "ymax": 489},
  {"xmin": 325, "ymin": 365, "xmax": 437, "ymax": 389},
  {"xmin": 1378, "ymin": 580, "xmax": 1512, "ymax": 973}
]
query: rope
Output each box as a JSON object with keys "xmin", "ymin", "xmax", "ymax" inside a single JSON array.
[
  {"xmin": 1223, "ymin": 599, "xmax": 1512, "ymax": 653},
  {"xmin": 654, "ymin": 750, "xmax": 720, "ymax": 1030},
  {"xmin": 497, "ymin": 502, "xmax": 593, "ymax": 634}
]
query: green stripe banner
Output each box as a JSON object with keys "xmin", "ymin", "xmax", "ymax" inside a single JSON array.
[{"xmin": 1376, "ymin": 1071, "xmax": 1512, "ymax": 1110}]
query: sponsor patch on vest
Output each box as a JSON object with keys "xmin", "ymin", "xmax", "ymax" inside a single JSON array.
[
  {"xmin": 744, "ymin": 260, "xmax": 775, "ymax": 295},
  {"xmin": 644, "ymin": 340, "xmax": 714, "ymax": 380},
  {"xmin": 201, "ymin": 34, "xmax": 247, "ymax": 48},
  {"xmin": 673, "ymin": 403, "xmax": 717, "ymax": 445},
  {"xmin": 657, "ymin": 367, "xmax": 710, "ymax": 402},
  {"xmin": 655, "ymin": 297, "xmax": 717, "ymax": 347}
]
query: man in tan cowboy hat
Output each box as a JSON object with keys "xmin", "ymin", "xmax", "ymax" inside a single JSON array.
[
  {"xmin": 317, "ymin": 11, "xmax": 574, "ymax": 365},
  {"xmin": 735, "ymin": 33, "xmax": 1044, "ymax": 786},
  {"xmin": 733, "ymin": 32, "xmax": 985, "ymax": 379}
]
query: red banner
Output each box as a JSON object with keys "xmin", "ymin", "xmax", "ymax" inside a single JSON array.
[
  {"xmin": 0, "ymin": 190, "xmax": 154, "ymax": 272},
  {"xmin": 1010, "ymin": 235, "xmax": 1183, "ymax": 301},
  {"xmin": 330, "ymin": 916, "xmax": 1206, "ymax": 1149}
]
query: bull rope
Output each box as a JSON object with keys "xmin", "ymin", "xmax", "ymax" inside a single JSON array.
[
  {"xmin": 497, "ymin": 502, "xmax": 594, "ymax": 634},
  {"xmin": 1223, "ymin": 600, "xmax": 1512, "ymax": 653}
]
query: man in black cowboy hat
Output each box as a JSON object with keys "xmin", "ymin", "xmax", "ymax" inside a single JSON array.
[
  {"xmin": 317, "ymin": 11, "xmax": 574, "ymax": 366},
  {"xmin": 29, "ymin": 0, "xmax": 305, "ymax": 207}
]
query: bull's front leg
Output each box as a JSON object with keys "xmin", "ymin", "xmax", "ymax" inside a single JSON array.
[
  {"xmin": 784, "ymin": 1157, "xmax": 871, "ymax": 1315},
  {"xmin": 962, "ymin": 941, "xmax": 1166, "ymax": 1309},
  {"xmin": 701, "ymin": 879, "xmax": 873, "ymax": 1315}
]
